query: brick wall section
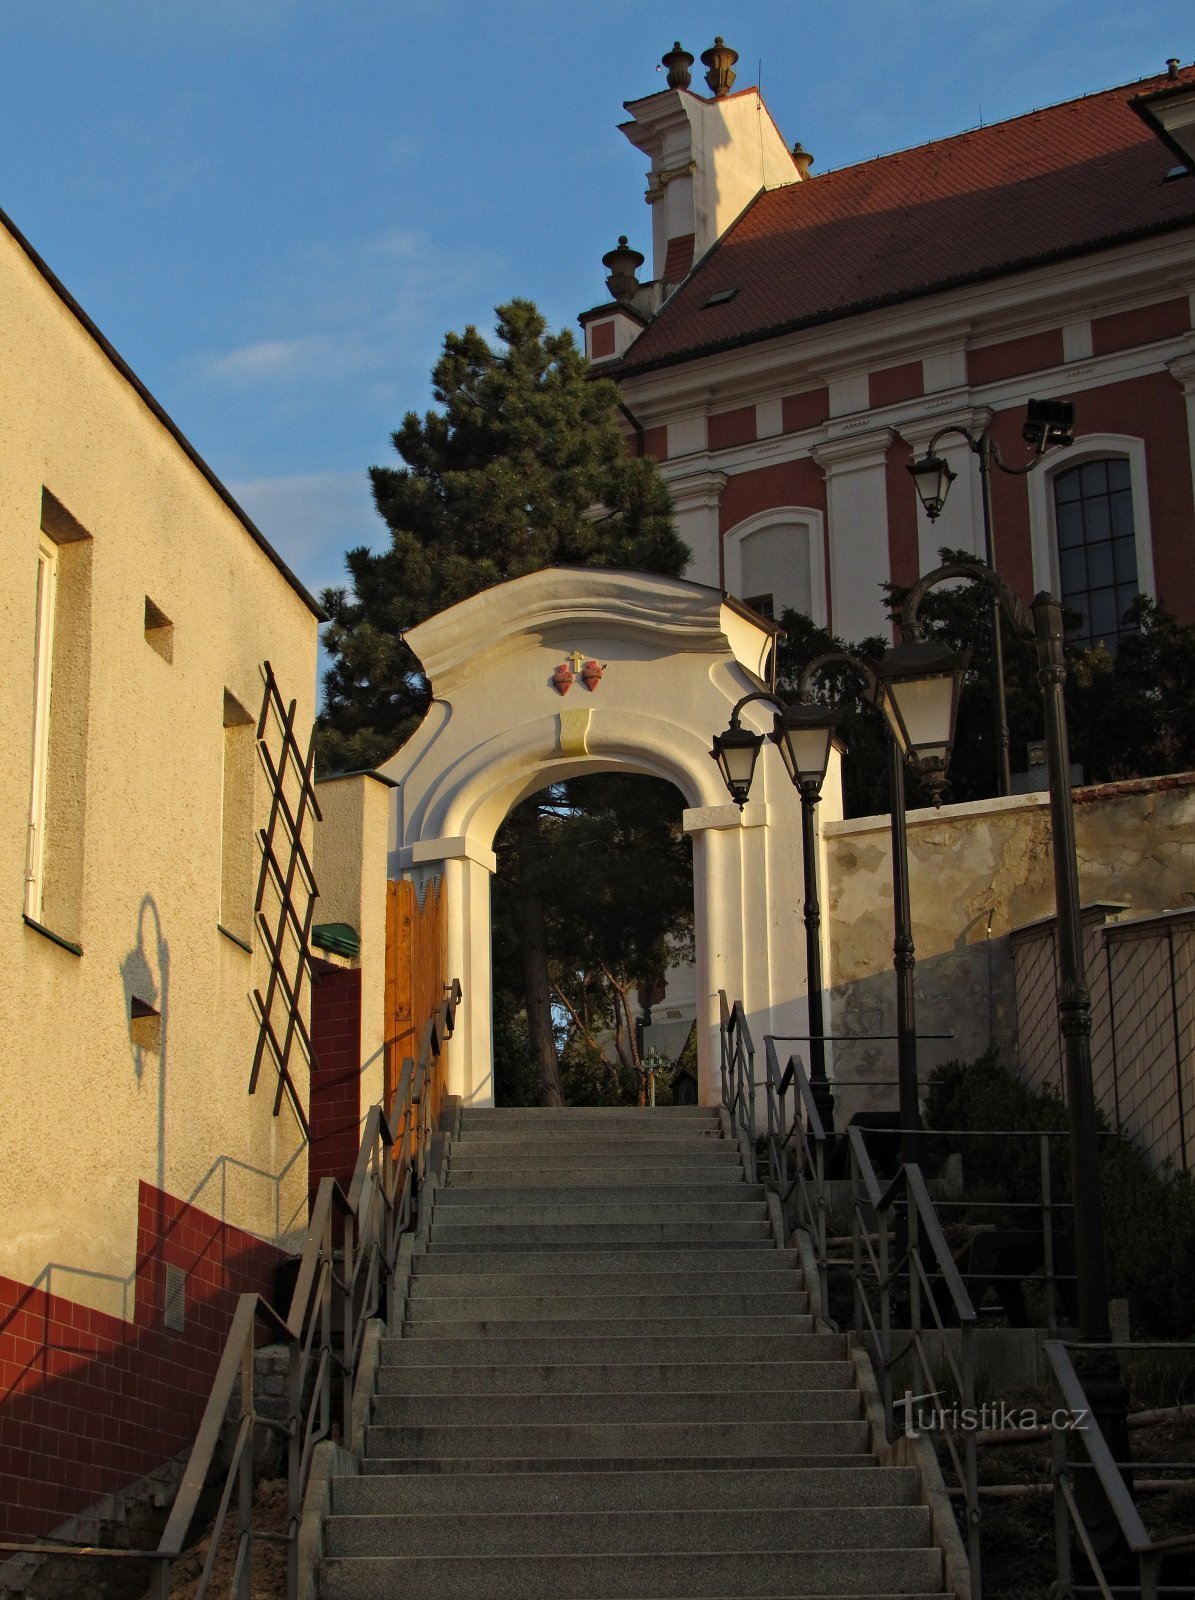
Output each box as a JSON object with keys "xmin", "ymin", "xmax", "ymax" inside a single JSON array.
[
  {"xmin": 707, "ymin": 405, "xmax": 756, "ymax": 451},
  {"xmin": 309, "ymin": 961, "xmax": 363, "ymax": 1204},
  {"xmin": 642, "ymin": 425, "xmax": 668, "ymax": 462},
  {"xmin": 781, "ymin": 387, "xmax": 828, "ymax": 434},
  {"xmin": 589, "ymin": 320, "xmax": 616, "ymax": 359},
  {"xmin": 1091, "ymin": 297, "xmax": 1190, "ymax": 357},
  {"xmin": 869, "ymin": 361, "xmax": 922, "ymax": 410},
  {"xmin": 967, "ymin": 328, "xmax": 1065, "ymax": 387},
  {"xmin": 0, "ymin": 1184, "xmax": 283, "ymax": 1541},
  {"xmin": 884, "ymin": 432, "xmax": 921, "ymax": 605}
]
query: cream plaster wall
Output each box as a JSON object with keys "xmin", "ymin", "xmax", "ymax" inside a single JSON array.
[
  {"xmin": 313, "ymin": 773, "xmax": 393, "ymax": 1118},
  {"xmin": 822, "ymin": 775, "xmax": 1195, "ymax": 1126},
  {"xmin": 1, "ymin": 222, "xmax": 320, "ymax": 1317}
]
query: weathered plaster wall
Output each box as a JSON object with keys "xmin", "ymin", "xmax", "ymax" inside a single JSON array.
[
  {"xmin": 1, "ymin": 221, "xmax": 319, "ymax": 1316},
  {"xmin": 822, "ymin": 774, "xmax": 1195, "ymax": 1123}
]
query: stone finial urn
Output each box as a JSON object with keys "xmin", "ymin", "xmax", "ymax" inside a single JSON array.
[
  {"xmin": 700, "ymin": 36, "xmax": 738, "ymax": 97},
  {"xmin": 602, "ymin": 235, "xmax": 645, "ymax": 301},
  {"xmin": 661, "ymin": 41, "xmax": 694, "ymax": 90}
]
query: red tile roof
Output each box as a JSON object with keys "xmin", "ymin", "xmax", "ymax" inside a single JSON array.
[{"xmin": 615, "ymin": 66, "xmax": 1195, "ymax": 376}]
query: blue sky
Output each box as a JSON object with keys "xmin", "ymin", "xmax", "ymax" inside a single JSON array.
[{"xmin": 2, "ymin": 1, "xmax": 1190, "ymax": 606}]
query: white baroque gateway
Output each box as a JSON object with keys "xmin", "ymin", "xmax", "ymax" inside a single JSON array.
[{"xmin": 380, "ymin": 566, "xmax": 819, "ymax": 1106}]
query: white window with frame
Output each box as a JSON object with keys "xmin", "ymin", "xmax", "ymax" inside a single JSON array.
[
  {"xmin": 26, "ymin": 536, "xmax": 58, "ymax": 919},
  {"xmin": 1028, "ymin": 434, "xmax": 1155, "ymax": 650},
  {"xmin": 722, "ymin": 508, "xmax": 827, "ymax": 628}
]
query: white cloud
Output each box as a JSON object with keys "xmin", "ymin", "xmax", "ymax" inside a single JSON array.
[
  {"xmin": 207, "ymin": 337, "xmax": 323, "ymax": 381},
  {"xmin": 197, "ymin": 227, "xmax": 502, "ymax": 399}
]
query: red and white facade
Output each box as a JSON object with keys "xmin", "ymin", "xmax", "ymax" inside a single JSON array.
[{"xmin": 583, "ymin": 57, "xmax": 1195, "ymax": 654}]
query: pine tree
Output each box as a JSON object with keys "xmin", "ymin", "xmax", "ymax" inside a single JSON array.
[
  {"xmin": 318, "ymin": 300, "xmax": 686, "ymax": 772},
  {"xmin": 318, "ymin": 300, "xmax": 690, "ymax": 1103}
]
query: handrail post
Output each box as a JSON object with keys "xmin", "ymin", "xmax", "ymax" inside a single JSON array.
[
  {"xmin": 342, "ymin": 1208, "xmax": 355, "ymax": 1449},
  {"xmin": 237, "ymin": 1334, "xmax": 254, "ymax": 1600},
  {"xmin": 1040, "ymin": 1133, "xmax": 1058, "ymax": 1335},
  {"xmin": 745, "ymin": 1027, "xmax": 756, "ymax": 1149},
  {"xmin": 878, "ymin": 1180, "xmax": 893, "ymax": 1430},
  {"xmin": 287, "ymin": 1323, "xmax": 302, "ymax": 1600},
  {"xmin": 962, "ymin": 1306, "xmax": 981, "ymax": 1596},
  {"xmin": 814, "ymin": 1133, "xmax": 829, "ymax": 1323}
]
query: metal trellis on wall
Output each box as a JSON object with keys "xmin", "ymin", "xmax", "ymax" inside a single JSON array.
[{"xmin": 248, "ymin": 660, "xmax": 320, "ymax": 1136}]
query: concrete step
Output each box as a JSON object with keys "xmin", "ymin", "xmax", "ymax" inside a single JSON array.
[
  {"xmin": 459, "ymin": 1108, "xmax": 719, "ymax": 1124},
  {"xmin": 405, "ymin": 1291, "xmax": 809, "ymax": 1322},
  {"xmin": 360, "ymin": 1450, "xmax": 881, "ymax": 1476},
  {"xmin": 376, "ymin": 1360, "xmax": 853, "ymax": 1396},
  {"xmin": 364, "ymin": 1418, "xmax": 870, "ymax": 1460},
  {"xmin": 410, "ymin": 1247, "xmax": 802, "ymax": 1275},
  {"xmin": 429, "ymin": 1202, "xmax": 767, "ymax": 1225},
  {"xmin": 452, "ymin": 1132, "xmax": 729, "ymax": 1148},
  {"xmin": 380, "ymin": 1331, "xmax": 846, "ymax": 1365},
  {"xmin": 447, "ymin": 1153, "xmax": 743, "ymax": 1174},
  {"xmin": 407, "ymin": 1268, "xmax": 804, "ymax": 1297},
  {"xmin": 334, "ymin": 1463, "xmax": 919, "ymax": 1514},
  {"xmin": 400, "ymin": 1314, "xmax": 816, "ymax": 1340},
  {"xmin": 318, "ymin": 1545, "xmax": 943, "ymax": 1599},
  {"xmin": 437, "ymin": 1183, "xmax": 762, "ymax": 1204},
  {"xmin": 325, "ymin": 1504, "xmax": 930, "ymax": 1558},
  {"xmin": 371, "ymin": 1389, "xmax": 859, "ymax": 1425},
  {"xmin": 424, "ymin": 1222, "xmax": 773, "ymax": 1247}
]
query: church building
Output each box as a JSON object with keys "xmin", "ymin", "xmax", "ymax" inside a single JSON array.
[{"xmin": 581, "ymin": 41, "xmax": 1195, "ymax": 657}]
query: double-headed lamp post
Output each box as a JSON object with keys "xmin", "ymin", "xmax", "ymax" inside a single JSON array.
[
  {"xmin": 895, "ymin": 557, "xmax": 1130, "ymax": 1532},
  {"xmin": 907, "ymin": 397, "xmax": 1075, "ymax": 797},
  {"xmin": 710, "ymin": 634, "xmax": 968, "ymax": 1150}
]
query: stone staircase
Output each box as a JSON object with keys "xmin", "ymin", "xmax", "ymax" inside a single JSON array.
[{"xmin": 318, "ymin": 1105, "xmax": 957, "ymax": 1599}]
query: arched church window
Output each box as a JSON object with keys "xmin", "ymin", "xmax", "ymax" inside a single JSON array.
[{"xmin": 1053, "ymin": 457, "xmax": 1138, "ymax": 650}]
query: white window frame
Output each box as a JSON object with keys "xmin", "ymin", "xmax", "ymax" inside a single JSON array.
[
  {"xmin": 26, "ymin": 536, "xmax": 58, "ymax": 918},
  {"xmin": 1027, "ymin": 433, "xmax": 1155, "ymax": 606},
  {"xmin": 722, "ymin": 506, "xmax": 828, "ymax": 629}
]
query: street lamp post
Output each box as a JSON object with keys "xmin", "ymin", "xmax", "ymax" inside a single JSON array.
[
  {"xmin": 710, "ymin": 635, "xmax": 968, "ymax": 1158},
  {"xmin": 896, "ymin": 556, "xmax": 1130, "ymax": 1552},
  {"xmin": 907, "ymin": 397, "xmax": 1075, "ymax": 797}
]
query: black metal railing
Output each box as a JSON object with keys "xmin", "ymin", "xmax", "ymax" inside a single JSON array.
[
  {"xmin": 1045, "ymin": 1338, "xmax": 1195, "ymax": 1600},
  {"xmin": 1, "ymin": 980, "xmax": 461, "ymax": 1600},
  {"xmin": 718, "ymin": 990, "xmax": 756, "ymax": 1149},
  {"xmin": 763, "ymin": 1038, "xmax": 830, "ymax": 1321},
  {"xmin": 849, "ymin": 1125, "xmax": 982, "ymax": 1598}
]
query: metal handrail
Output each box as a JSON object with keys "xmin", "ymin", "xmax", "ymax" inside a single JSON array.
[
  {"xmin": 763, "ymin": 1039, "xmax": 830, "ymax": 1320},
  {"xmin": 0, "ymin": 978, "xmax": 462, "ymax": 1600},
  {"xmin": 849, "ymin": 1127, "xmax": 982, "ymax": 1598},
  {"xmin": 718, "ymin": 990, "xmax": 756, "ymax": 1149},
  {"xmin": 1044, "ymin": 1338, "xmax": 1195, "ymax": 1600}
]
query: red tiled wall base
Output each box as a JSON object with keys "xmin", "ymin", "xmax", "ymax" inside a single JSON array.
[
  {"xmin": 0, "ymin": 1183, "xmax": 284, "ymax": 1541},
  {"xmin": 309, "ymin": 962, "xmax": 363, "ymax": 1205}
]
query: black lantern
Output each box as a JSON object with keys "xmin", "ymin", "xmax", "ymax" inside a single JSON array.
[
  {"xmin": 710, "ymin": 719, "xmax": 764, "ymax": 808},
  {"xmin": 876, "ymin": 637, "xmax": 970, "ymax": 803},
  {"xmin": 907, "ymin": 452, "xmax": 958, "ymax": 522},
  {"xmin": 770, "ymin": 702, "xmax": 838, "ymax": 794}
]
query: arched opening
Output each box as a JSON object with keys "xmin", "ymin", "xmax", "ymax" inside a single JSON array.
[
  {"xmin": 489, "ymin": 771, "xmax": 694, "ymax": 1108},
  {"xmin": 380, "ymin": 567, "xmax": 812, "ymax": 1106}
]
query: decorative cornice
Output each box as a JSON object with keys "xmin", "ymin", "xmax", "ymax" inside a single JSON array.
[{"xmin": 812, "ymin": 428, "xmax": 895, "ymax": 469}]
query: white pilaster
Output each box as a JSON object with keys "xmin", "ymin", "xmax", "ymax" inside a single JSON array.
[
  {"xmin": 811, "ymin": 430, "xmax": 894, "ymax": 641},
  {"xmin": 664, "ymin": 468, "xmax": 727, "ymax": 590}
]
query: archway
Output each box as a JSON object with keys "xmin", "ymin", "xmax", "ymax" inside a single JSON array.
[{"xmin": 380, "ymin": 567, "xmax": 811, "ymax": 1105}]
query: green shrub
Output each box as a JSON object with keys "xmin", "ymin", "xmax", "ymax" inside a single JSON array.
[{"xmin": 925, "ymin": 1052, "xmax": 1195, "ymax": 1338}]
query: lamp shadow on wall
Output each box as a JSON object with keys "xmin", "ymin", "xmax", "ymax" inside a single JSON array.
[{"xmin": 120, "ymin": 896, "xmax": 170, "ymax": 1194}]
